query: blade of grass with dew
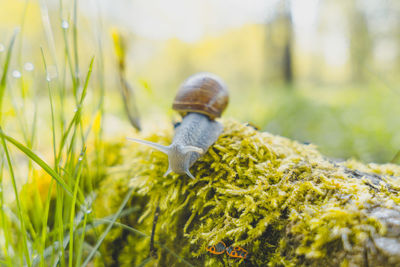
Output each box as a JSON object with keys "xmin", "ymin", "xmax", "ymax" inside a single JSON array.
[
  {"xmin": 67, "ymin": 206, "xmax": 140, "ymax": 236},
  {"xmin": 0, "ymin": 129, "xmax": 72, "ymax": 197},
  {"xmin": 76, "ymin": 56, "xmax": 95, "ymax": 147},
  {"xmin": 41, "ymin": 48, "xmax": 57, "ymax": 168},
  {"xmin": 44, "ymin": 206, "xmax": 143, "ymax": 265},
  {"xmin": 54, "ymin": 186, "xmax": 65, "ymax": 267},
  {"xmin": 39, "ymin": 179, "xmax": 54, "ymax": 267},
  {"xmin": 81, "ymin": 187, "xmax": 135, "ymax": 267},
  {"xmin": 36, "ymin": 194, "xmax": 95, "ymax": 267},
  {"xmin": 59, "ymin": 1, "xmax": 78, "ymax": 102},
  {"xmin": 93, "ymin": 2, "xmax": 106, "ymax": 194},
  {"xmin": 61, "ymin": 20, "xmax": 77, "ymax": 96},
  {"xmin": 68, "ymin": 147, "xmax": 86, "ymax": 267},
  {"xmin": 0, "ymin": 127, "xmax": 31, "ymax": 266},
  {"xmin": 55, "ymin": 108, "xmax": 83, "ymax": 166},
  {"xmin": 39, "ymin": 0, "xmax": 59, "ymax": 77},
  {"xmin": 55, "ymin": 57, "xmax": 94, "ymax": 168},
  {"xmin": 72, "ymin": 0, "xmax": 80, "ymax": 91},
  {"xmin": 62, "ymin": 124, "xmax": 86, "ymax": 208},
  {"xmin": 57, "ymin": 0, "xmax": 67, "ymax": 134},
  {"xmin": 59, "ymin": 142, "xmax": 82, "ymax": 266},
  {"xmin": 63, "ymin": 57, "xmax": 94, "ymax": 205},
  {"xmin": 75, "ymin": 206, "xmax": 89, "ymax": 266},
  {"xmin": 0, "ymin": 30, "xmax": 18, "ymax": 122},
  {"xmin": 49, "ymin": 25, "xmax": 73, "ymax": 263}
]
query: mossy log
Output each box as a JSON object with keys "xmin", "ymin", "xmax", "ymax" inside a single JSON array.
[{"xmin": 95, "ymin": 120, "xmax": 400, "ymax": 267}]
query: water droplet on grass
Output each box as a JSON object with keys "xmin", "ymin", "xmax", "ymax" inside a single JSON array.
[
  {"xmin": 12, "ymin": 70, "xmax": 21, "ymax": 78},
  {"xmin": 24, "ymin": 62, "xmax": 34, "ymax": 71},
  {"xmin": 0, "ymin": 44, "xmax": 4, "ymax": 52},
  {"xmin": 61, "ymin": 20, "xmax": 69, "ymax": 29}
]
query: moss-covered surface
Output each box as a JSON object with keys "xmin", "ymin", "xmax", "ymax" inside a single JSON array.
[{"xmin": 94, "ymin": 119, "xmax": 400, "ymax": 266}]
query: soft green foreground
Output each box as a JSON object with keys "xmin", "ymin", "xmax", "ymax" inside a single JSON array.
[{"xmin": 87, "ymin": 119, "xmax": 400, "ymax": 266}]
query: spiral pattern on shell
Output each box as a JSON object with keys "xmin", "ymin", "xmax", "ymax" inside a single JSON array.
[{"xmin": 172, "ymin": 72, "xmax": 229, "ymax": 119}]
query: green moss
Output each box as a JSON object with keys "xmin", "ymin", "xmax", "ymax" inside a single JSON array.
[{"xmin": 94, "ymin": 119, "xmax": 400, "ymax": 266}]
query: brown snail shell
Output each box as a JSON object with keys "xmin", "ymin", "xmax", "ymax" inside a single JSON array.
[{"xmin": 172, "ymin": 72, "xmax": 229, "ymax": 119}]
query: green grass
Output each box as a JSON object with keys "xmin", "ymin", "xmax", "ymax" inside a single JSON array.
[
  {"xmin": 0, "ymin": 2, "xmax": 105, "ymax": 266},
  {"xmin": 1, "ymin": 128, "xmax": 31, "ymax": 266},
  {"xmin": 0, "ymin": 1, "xmax": 164, "ymax": 264},
  {"xmin": 0, "ymin": 30, "xmax": 18, "ymax": 122}
]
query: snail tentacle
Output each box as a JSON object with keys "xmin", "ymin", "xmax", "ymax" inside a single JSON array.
[
  {"xmin": 181, "ymin": 146, "xmax": 204, "ymax": 154},
  {"xmin": 127, "ymin": 138, "xmax": 171, "ymax": 154},
  {"xmin": 163, "ymin": 167, "xmax": 172, "ymax": 177},
  {"xmin": 185, "ymin": 169, "xmax": 195, "ymax": 179}
]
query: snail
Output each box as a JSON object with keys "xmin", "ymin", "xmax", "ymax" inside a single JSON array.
[{"xmin": 127, "ymin": 72, "xmax": 229, "ymax": 179}]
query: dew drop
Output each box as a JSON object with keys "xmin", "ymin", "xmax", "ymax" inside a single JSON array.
[
  {"xmin": 24, "ymin": 62, "xmax": 34, "ymax": 71},
  {"xmin": 85, "ymin": 209, "xmax": 92, "ymax": 214},
  {"xmin": 46, "ymin": 74, "xmax": 51, "ymax": 82},
  {"xmin": 0, "ymin": 44, "xmax": 4, "ymax": 52},
  {"xmin": 12, "ymin": 70, "xmax": 21, "ymax": 78},
  {"xmin": 47, "ymin": 65, "xmax": 58, "ymax": 80},
  {"xmin": 78, "ymin": 156, "xmax": 83, "ymax": 161},
  {"xmin": 61, "ymin": 20, "xmax": 69, "ymax": 29},
  {"xmin": 74, "ymin": 108, "xmax": 78, "ymax": 112}
]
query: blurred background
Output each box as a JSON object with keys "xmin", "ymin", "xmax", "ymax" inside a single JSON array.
[{"xmin": 1, "ymin": 0, "xmax": 400, "ymax": 164}]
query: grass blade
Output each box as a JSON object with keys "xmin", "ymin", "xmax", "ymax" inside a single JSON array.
[
  {"xmin": 0, "ymin": 128, "xmax": 72, "ymax": 196},
  {"xmin": 0, "ymin": 127, "xmax": 31, "ymax": 266},
  {"xmin": 40, "ymin": 48, "xmax": 57, "ymax": 169},
  {"xmin": 0, "ymin": 156, "xmax": 12, "ymax": 267},
  {"xmin": 73, "ymin": 0, "xmax": 80, "ymax": 87},
  {"xmin": 81, "ymin": 187, "xmax": 135, "ymax": 267},
  {"xmin": 68, "ymin": 147, "xmax": 86, "ymax": 267},
  {"xmin": 79, "ymin": 56, "xmax": 94, "ymax": 106},
  {"xmin": 0, "ymin": 29, "xmax": 18, "ymax": 121},
  {"xmin": 93, "ymin": 219, "xmax": 195, "ymax": 267},
  {"xmin": 55, "ymin": 56, "xmax": 94, "ymax": 167},
  {"xmin": 39, "ymin": 179, "xmax": 54, "ymax": 267},
  {"xmin": 75, "ymin": 208, "xmax": 89, "ymax": 266},
  {"xmin": 390, "ymin": 150, "xmax": 400, "ymax": 164}
]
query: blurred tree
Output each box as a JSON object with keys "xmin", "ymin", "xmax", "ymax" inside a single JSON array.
[
  {"xmin": 394, "ymin": 2, "xmax": 400, "ymax": 75},
  {"xmin": 346, "ymin": 0, "xmax": 372, "ymax": 83},
  {"xmin": 264, "ymin": 0, "xmax": 294, "ymax": 86},
  {"xmin": 282, "ymin": 7, "xmax": 294, "ymax": 85},
  {"xmin": 282, "ymin": 0, "xmax": 293, "ymax": 85}
]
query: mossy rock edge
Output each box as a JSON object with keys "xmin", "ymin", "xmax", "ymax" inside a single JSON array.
[{"xmin": 95, "ymin": 119, "xmax": 400, "ymax": 266}]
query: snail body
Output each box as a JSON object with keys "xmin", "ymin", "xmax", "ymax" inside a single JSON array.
[{"xmin": 128, "ymin": 72, "xmax": 228, "ymax": 179}]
